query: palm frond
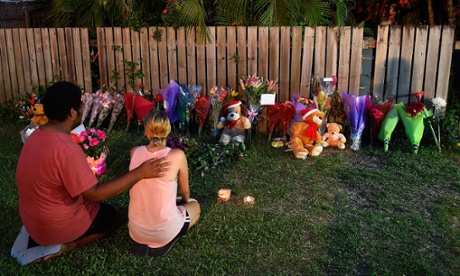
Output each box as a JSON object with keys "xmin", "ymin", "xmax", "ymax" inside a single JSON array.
[
  {"xmin": 298, "ymin": 0, "xmax": 333, "ymax": 26},
  {"xmin": 256, "ymin": 0, "xmax": 297, "ymax": 26},
  {"xmin": 176, "ymin": 0, "xmax": 210, "ymax": 43}
]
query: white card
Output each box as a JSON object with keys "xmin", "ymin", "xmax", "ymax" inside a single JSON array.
[
  {"xmin": 260, "ymin": 94, "xmax": 276, "ymax": 105},
  {"xmin": 323, "ymin": 77, "xmax": 333, "ymax": 82},
  {"xmin": 71, "ymin": 124, "xmax": 86, "ymax": 135}
]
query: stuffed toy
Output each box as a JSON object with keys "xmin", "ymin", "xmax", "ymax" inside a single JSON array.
[
  {"xmin": 30, "ymin": 104, "xmax": 48, "ymax": 126},
  {"xmin": 289, "ymin": 107, "xmax": 325, "ymax": 159},
  {"xmin": 322, "ymin": 122, "xmax": 346, "ymax": 149},
  {"xmin": 217, "ymin": 100, "xmax": 251, "ymax": 145}
]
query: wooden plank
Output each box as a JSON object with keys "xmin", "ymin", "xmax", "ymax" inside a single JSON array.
[
  {"xmin": 48, "ymin": 28, "xmax": 60, "ymax": 84},
  {"xmin": 279, "ymin": 26, "xmax": 290, "ymax": 102},
  {"xmin": 226, "ymin": 27, "xmax": 237, "ymax": 88},
  {"xmin": 384, "ymin": 25, "xmax": 401, "ymax": 99},
  {"xmin": 196, "ymin": 27, "xmax": 206, "ymax": 92},
  {"xmin": 291, "ymin": 27, "xmax": 302, "ymax": 95},
  {"xmin": 113, "ymin": 27, "xmax": 124, "ymax": 91},
  {"xmin": 423, "ymin": 26, "xmax": 441, "ymax": 106},
  {"xmin": 166, "ymin": 27, "xmax": 178, "ymax": 84},
  {"xmin": 131, "ymin": 29, "xmax": 142, "ymax": 90},
  {"xmin": 300, "ymin": 27, "xmax": 315, "ymax": 96},
  {"xmin": 148, "ymin": 27, "xmax": 160, "ymax": 93},
  {"xmin": 40, "ymin": 28, "xmax": 53, "ymax": 84},
  {"xmin": 19, "ymin": 28, "xmax": 32, "ymax": 91},
  {"xmin": 326, "ymin": 27, "xmax": 338, "ymax": 77},
  {"xmin": 373, "ymin": 25, "xmax": 389, "ymax": 101},
  {"xmin": 35, "ymin": 28, "xmax": 46, "ymax": 86},
  {"xmin": 65, "ymin": 28, "xmax": 76, "ymax": 84},
  {"xmin": 206, "ymin": 27, "xmax": 216, "ymax": 91},
  {"xmin": 436, "ymin": 26, "xmax": 455, "ymax": 107},
  {"xmin": 105, "ymin": 28, "xmax": 117, "ymax": 91},
  {"xmin": 97, "ymin": 27, "xmax": 108, "ymax": 89},
  {"xmin": 247, "ymin": 26, "xmax": 257, "ymax": 75},
  {"xmin": 176, "ymin": 27, "xmax": 187, "ymax": 85},
  {"xmin": 185, "ymin": 27, "xmax": 197, "ymax": 87},
  {"xmin": 410, "ymin": 26, "xmax": 428, "ymax": 97},
  {"xmin": 56, "ymin": 28, "xmax": 68, "ymax": 83},
  {"xmin": 349, "ymin": 27, "xmax": 363, "ymax": 95},
  {"xmin": 338, "ymin": 27, "xmax": 351, "ymax": 93},
  {"xmin": 0, "ymin": 29, "xmax": 11, "ymax": 102},
  {"xmin": 314, "ymin": 26, "xmax": 327, "ymax": 77},
  {"xmin": 397, "ymin": 26, "xmax": 415, "ymax": 104},
  {"xmin": 258, "ymin": 27, "xmax": 269, "ymax": 84},
  {"xmin": 80, "ymin": 28, "xmax": 92, "ymax": 92},
  {"xmin": 157, "ymin": 27, "xmax": 169, "ymax": 89},
  {"xmin": 5, "ymin": 29, "xmax": 19, "ymax": 99},
  {"xmin": 139, "ymin": 27, "xmax": 151, "ymax": 91},
  {"xmin": 123, "ymin": 27, "xmax": 133, "ymax": 92},
  {"xmin": 236, "ymin": 26, "xmax": 247, "ymax": 90},
  {"xmin": 216, "ymin": 27, "xmax": 227, "ymax": 86},
  {"xmin": 72, "ymin": 28, "xmax": 84, "ymax": 88},
  {"xmin": 12, "ymin": 28, "xmax": 25, "ymax": 94},
  {"xmin": 268, "ymin": 27, "xmax": 280, "ymax": 94}
]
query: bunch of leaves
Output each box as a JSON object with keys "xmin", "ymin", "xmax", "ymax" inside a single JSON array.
[
  {"xmin": 440, "ymin": 103, "xmax": 460, "ymax": 148},
  {"xmin": 187, "ymin": 142, "xmax": 245, "ymax": 171},
  {"xmin": 329, "ymin": 89, "xmax": 347, "ymax": 123}
]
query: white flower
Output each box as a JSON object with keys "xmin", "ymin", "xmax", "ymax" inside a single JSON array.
[{"xmin": 432, "ymin": 97, "xmax": 447, "ymax": 110}]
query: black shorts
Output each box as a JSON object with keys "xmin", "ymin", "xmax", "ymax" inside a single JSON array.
[{"xmin": 77, "ymin": 202, "xmax": 120, "ymax": 240}]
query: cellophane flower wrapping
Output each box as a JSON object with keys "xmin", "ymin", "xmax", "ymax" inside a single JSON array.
[
  {"xmin": 194, "ymin": 95, "xmax": 210, "ymax": 136},
  {"xmin": 96, "ymin": 92, "xmax": 115, "ymax": 129},
  {"xmin": 81, "ymin": 91, "xmax": 94, "ymax": 124},
  {"xmin": 312, "ymin": 76, "xmax": 336, "ymax": 134},
  {"xmin": 292, "ymin": 94, "xmax": 315, "ymax": 122},
  {"xmin": 88, "ymin": 90, "xmax": 103, "ymax": 128},
  {"xmin": 209, "ymin": 86, "xmax": 228, "ymax": 136},
  {"xmin": 280, "ymin": 101, "xmax": 296, "ymax": 137},
  {"xmin": 396, "ymin": 101, "xmax": 432, "ymax": 154},
  {"xmin": 134, "ymin": 92, "xmax": 155, "ymax": 124},
  {"xmin": 107, "ymin": 92, "xmax": 125, "ymax": 132},
  {"xmin": 123, "ymin": 92, "xmax": 135, "ymax": 130},
  {"xmin": 178, "ymin": 85, "xmax": 196, "ymax": 132},
  {"xmin": 342, "ymin": 92, "xmax": 369, "ymax": 150},
  {"xmin": 268, "ymin": 103, "xmax": 282, "ymax": 140},
  {"xmin": 368, "ymin": 97, "xmax": 394, "ymax": 142},
  {"xmin": 239, "ymin": 74, "xmax": 277, "ymax": 124},
  {"xmin": 159, "ymin": 80, "xmax": 182, "ymax": 124},
  {"xmin": 378, "ymin": 103, "xmax": 400, "ymax": 151},
  {"xmin": 86, "ymin": 151, "xmax": 107, "ymax": 175}
]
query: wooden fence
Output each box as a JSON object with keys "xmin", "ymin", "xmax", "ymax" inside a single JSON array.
[{"xmin": 0, "ymin": 25, "xmax": 455, "ymax": 132}]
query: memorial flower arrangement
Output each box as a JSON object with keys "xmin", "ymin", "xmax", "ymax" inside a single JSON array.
[
  {"xmin": 239, "ymin": 74, "xmax": 277, "ymax": 123},
  {"xmin": 79, "ymin": 128, "xmax": 109, "ymax": 175}
]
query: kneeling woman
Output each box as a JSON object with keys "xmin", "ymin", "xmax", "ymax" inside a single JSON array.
[{"xmin": 128, "ymin": 109, "xmax": 200, "ymax": 257}]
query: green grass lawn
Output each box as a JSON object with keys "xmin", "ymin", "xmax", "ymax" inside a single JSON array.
[{"xmin": 1, "ymin": 120, "xmax": 459, "ymax": 275}]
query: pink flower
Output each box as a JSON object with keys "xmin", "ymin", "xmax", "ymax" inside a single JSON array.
[
  {"xmin": 83, "ymin": 143, "xmax": 89, "ymax": 150},
  {"xmin": 89, "ymin": 137, "xmax": 100, "ymax": 147},
  {"xmin": 96, "ymin": 129, "xmax": 106, "ymax": 139}
]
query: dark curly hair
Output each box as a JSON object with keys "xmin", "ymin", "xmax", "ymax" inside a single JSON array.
[{"xmin": 43, "ymin": 81, "xmax": 82, "ymax": 122}]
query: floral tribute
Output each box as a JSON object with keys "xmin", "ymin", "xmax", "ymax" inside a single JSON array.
[
  {"xmin": 209, "ymin": 86, "xmax": 229, "ymax": 137},
  {"xmin": 78, "ymin": 128, "xmax": 109, "ymax": 175},
  {"xmin": 239, "ymin": 74, "xmax": 277, "ymax": 123}
]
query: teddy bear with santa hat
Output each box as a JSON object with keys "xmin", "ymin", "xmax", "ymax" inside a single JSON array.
[
  {"xmin": 289, "ymin": 107, "xmax": 326, "ymax": 159},
  {"xmin": 217, "ymin": 100, "xmax": 251, "ymax": 145}
]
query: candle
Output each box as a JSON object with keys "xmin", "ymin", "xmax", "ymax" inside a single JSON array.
[
  {"xmin": 243, "ymin": 195, "xmax": 255, "ymax": 205},
  {"xmin": 218, "ymin": 189, "xmax": 231, "ymax": 202}
]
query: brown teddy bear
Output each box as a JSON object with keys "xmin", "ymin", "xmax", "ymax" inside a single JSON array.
[
  {"xmin": 217, "ymin": 100, "xmax": 251, "ymax": 145},
  {"xmin": 322, "ymin": 122, "xmax": 346, "ymax": 149},
  {"xmin": 289, "ymin": 107, "xmax": 325, "ymax": 159},
  {"xmin": 30, "ymin": 103, "xmax": 48, "ymax": 126}
]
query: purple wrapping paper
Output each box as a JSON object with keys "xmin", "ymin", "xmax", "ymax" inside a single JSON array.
[
  {"xmin": 159, "ymin": 80, "xmax": 181, "ymax": 123},
  {"xmin": 342, "ymin": 92, "xmax": 369, "ymax": 150}
]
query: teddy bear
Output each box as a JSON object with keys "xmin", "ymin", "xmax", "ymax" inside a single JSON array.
[
  {"xmin": 30, "ymin": 103, "xmax": 48, "ymax": 126},
  {"xmin": 322, "ymin": 122, "xmax": 346, "ymax": 149},
  {"xmin": 289, "ymin": 107, "xmax": 325, "ymax": 159},
  {"xmin": 217, "ymin": 100, "xmax": 251, "ymax": 145}
]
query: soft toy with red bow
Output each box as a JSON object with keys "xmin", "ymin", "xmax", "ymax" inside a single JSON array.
[
  {"xmin": 217, "ymin": 101, "xmax": 251, "ymax": 145},
  {"xmin": 289, "ymin": 107, "xmax": 325, "ymax": 159}
]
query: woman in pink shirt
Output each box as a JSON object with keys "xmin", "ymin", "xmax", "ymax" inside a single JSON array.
[{"xmin": 128, "ymin": 109, "xmax": 200, "ymax": 257}]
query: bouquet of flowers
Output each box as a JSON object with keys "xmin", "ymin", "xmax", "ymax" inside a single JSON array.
[
  {"xmin": 239, "ymin": 74, "xmax": 277, "ymax": 123},
  {"xmin": 88, "ymin": 90, "xmax": 103, "ymax": 128},
  {"xmin": 78, "ymin": 128, "xmax": 109, "ymax": 175},
  {"xmin": 268, "ymin": 101, "xmax": 296, "ymax": 141},
  {"xmin": 159, "ymin": 80, "xmax": 182, "ymax": 124},
  {"xmin": 312, "ymin": 76, "xmax": 336, "ymax": 134},
  {"xmin": 209, "ymin": 86, "xmax": 229, "ymax": 137},
  {"xmin": 396, "ymin": 91, "xmax": 433, "ymax": 154},
  {"xmin": 194, "ymin": 95, "xmax": 210, "ymax": 136},
  {"xmin": 378, "ymin": 103, "xmax": 400, "ymax": 152},
  {"xmin": 429, "ymin": 97, "xmax": 447, "ymax": 151},
  {"xmin": 342, "ymin": 92, "xmax": 369, "ymax": 150},
  {"xmin": 292, "ymin": 94, "xmax": 315, "ymax": 122},
  {"xmin": 107, "ymin": 92, "xmax": 125, "ymax": 132},
  {"xmin": 96, "ymin": 91, "xmax": 115, "ymax": 129},
  {"xmin": 368, "ymin": 97, "xmax": 394, "ymax": 142}
]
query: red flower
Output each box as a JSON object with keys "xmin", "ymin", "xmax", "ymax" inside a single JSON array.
[
  {"xmin": 369, "ymin": 107, "xmax": 384, "ymax": 120},
  {"xmin": 163, "ymin": 8, "xmax": 169, "ymax": 14},
  {"xmin": 154, "ymin": 93, "xmax": 163, "ymax": 103},
  {"xmin": 405, "ymin": 101, "xmax": 425, "ymax": 117},
  {"xmin": 412, "ymin": 91, "xmax": 424, "ymax": 102}
]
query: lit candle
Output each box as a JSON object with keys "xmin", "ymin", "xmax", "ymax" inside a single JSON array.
[
  {"xmin": 243, "ymin": 195, "xmax": 255, "ymax": 205},
  {"xmin": 218, "ymin": 189, "xmax": 231, "ymax": 202}
]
